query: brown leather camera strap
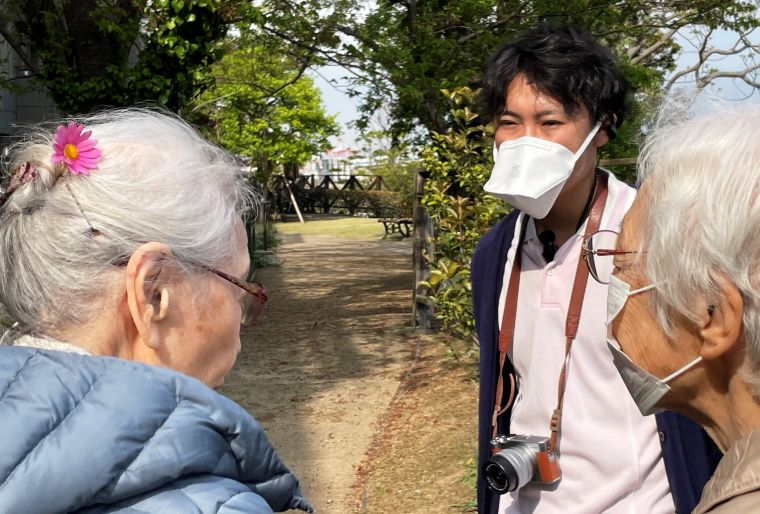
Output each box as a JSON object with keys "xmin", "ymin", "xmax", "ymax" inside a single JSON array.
[
  {"xmin": 490, "ymin": 215, "xmax": 527, "ymax": 444},
  {"xmin": 490, "ymin": 172, "xmax": 609, "ymax": 454}
]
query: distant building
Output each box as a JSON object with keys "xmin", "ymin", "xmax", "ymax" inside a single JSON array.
[
  {"xmin": 0, "ymin": 37, "xmax": 59, "ymax": 151},
  {"xmin": 302, "ymin": 146, "xmax": 371, "ymax": 177}
]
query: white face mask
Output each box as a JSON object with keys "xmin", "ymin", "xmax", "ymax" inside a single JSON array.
[
  {"xmin": 485, "ymin": 121, "xmax": 602, "ymax": 219},
  {"xmin": 606, "ymin": 274, "xmax": 703, "ymax": 416}
]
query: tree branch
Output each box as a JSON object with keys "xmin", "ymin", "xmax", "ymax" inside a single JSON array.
[
  {"xmin": 697, "ymin": 62, "xmax": 760, "ymax": 89},
  {"xmin": 665, "ymin": 62, "xmax": 700, "ymax": 91},
  {"xmin": 457, "ymin": 0, "xmax": 530, "ymax": 45},
  {"xmin": 665, "ymin": 27, "xmax": 760, "ymax": 92},
  {"xmin": 260, "ymin": 23, "xmax": 393, "ymax": 94},
  {"xmin": 334, "ymin": 23, "xmax": 379, "ymax": 51},
  {"xmin": 630, "ymin": 27, "xmax": 680, "ymax": 65}
]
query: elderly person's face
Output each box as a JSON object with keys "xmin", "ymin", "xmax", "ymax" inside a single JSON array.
[
  {"xmin": 124, "ymin": 220, "xmax": 252, "ymax": 388},
  {"xmin": 166, "ymin": 221, "xmax": 251, "ymax": 387},
  {"xmin": 608, "ymin": 186, "xmax": 707, "ymax": 412}
]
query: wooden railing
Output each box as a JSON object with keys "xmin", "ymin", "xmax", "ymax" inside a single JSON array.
[{"xmin": 271, "ymin": 174, "xmax": 393, "ymax": 216}]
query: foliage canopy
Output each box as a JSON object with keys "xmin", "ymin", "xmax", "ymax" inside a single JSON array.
[
  {"xmin": 190, "ymin": 34, "xmax": 339, "ymax": 178},
  {"xmin": 0, "ymin": 0, "xmax": 255, "ymax": 113},
  {"xmin": 258, "ymin": 0, "xmax": 760, "ymax": 140}
]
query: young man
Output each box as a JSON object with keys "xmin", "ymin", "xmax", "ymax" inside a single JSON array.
[{"xmin": 472, "ymin": 25, "xmax": 721, "ymax": 514}]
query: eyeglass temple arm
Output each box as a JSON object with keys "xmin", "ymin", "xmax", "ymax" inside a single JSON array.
[
  {"xmin": 202, "ymin": 265, "xmax": 267, "ymax": 300},
  {"xmin": 592, "ymin": 249, "xmax": 637, "ymax": 257}
]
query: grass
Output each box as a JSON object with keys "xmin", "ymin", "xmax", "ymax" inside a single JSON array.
[
  {"xmin": 454, "ymin": 456, "xmax": 478, "ymax": 511},
  {"xmin": 273, "ymin": 216, "xmax": 388, "ymax": 240},
  {"xmin": 359, "ymin": 334, "xmax": 479, "ymax": 513}
]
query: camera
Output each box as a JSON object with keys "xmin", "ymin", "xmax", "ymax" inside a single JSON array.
[{"xmin": 484, "ymin": 434, "xmax": 561, "ymax": 494}]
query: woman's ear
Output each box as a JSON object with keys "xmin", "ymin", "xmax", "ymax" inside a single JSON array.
[
  {"xmin": 699, "ymin": 273, "xmax": 744, "ymax": 360},
  {"xmin": 125, "ymin": 242, "xmax": 174, "ymax": 350}
]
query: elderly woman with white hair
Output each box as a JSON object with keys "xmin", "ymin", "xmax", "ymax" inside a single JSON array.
[
  {"xmin": 583, "ymin": 103, "xmax": 760, "ymax": 513},
  {"xmin": 0, "ymin": 109, "xmax": 312, "ymax": 513}
]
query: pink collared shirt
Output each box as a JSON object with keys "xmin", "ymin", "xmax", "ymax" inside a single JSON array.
[{"xmin": 497, "ymin": 171, "xmax": 674, "ymax": 514}]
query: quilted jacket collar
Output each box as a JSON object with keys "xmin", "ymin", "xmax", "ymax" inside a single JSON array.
[
  {"xmin": 694, "ymin": 429, "xmax": 760, "ymax": 513},
  {"xmin": 0, "ymin": 346, "xmax": 312, "ymax": 513}
]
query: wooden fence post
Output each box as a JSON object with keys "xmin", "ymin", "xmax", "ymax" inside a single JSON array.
[{"xmin": 412, "ymin": 168, "xmax": 435, "ymax": 331}]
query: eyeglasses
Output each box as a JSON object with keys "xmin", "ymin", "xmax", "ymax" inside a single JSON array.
[
  {"xmin": 201, "ymin": 265, "xmax": 268, "ymax": 326},
  {"xmin": 581, "ymin": 230, "xmax": 638, "ymax": 284}
]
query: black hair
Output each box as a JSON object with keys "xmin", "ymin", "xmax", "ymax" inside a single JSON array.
[{"xmin": 480, "ymin": 25, "xmax": 630, "ymax": 139}]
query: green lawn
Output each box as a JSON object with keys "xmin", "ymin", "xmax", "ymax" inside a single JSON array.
[{"xmin": 273, "ymin": 216, "xmax": 387, "ymax": 240}]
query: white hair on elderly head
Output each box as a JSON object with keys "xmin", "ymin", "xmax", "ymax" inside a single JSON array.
[
  {"xmin": 637, "ymin": 98, "xmax": 760, "ymax": 391},
  {"xmin": 0, "ymin": 108, "xmax": 258, "ymax": 334}
]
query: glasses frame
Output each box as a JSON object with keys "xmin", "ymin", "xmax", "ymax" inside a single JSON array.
[
  {"xmin": 111, "ymin": 254, "xmax": 267, "ymax": 325},
  {"xmin": 581, "ymin": 229, "xmax": 638, "ymax": 284},
  {"xmin": 200, "ymin": 265, "xmax": 268, "ymax": 326}
]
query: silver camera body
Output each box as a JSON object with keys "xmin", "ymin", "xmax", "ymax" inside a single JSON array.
[{"xmin": 485, "ymin": 434, "xmax": 561, "ymax": 494}]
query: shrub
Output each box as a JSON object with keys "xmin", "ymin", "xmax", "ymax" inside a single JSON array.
[
  {"xmin": 300, "ymin": 188, "xmax": 404, "ymax": 217},
  {"xmin": 370, "ymin": 161, "xmax": 416, "ymax": 215},
  {"xmin": 419, "ymin": 87, "xmax": 509, "ymax": 343},
  {"xmin": 245, "ymin": 221, "xmax": 281, "ymax": 272},
  {"xmin": 363, "ymin": 190, "xmax": 407, "ymax": 217}
]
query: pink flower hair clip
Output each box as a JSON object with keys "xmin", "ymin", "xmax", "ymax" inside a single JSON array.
[{"xmin": 52, "ymin": 123, "xmax": 102, "ymax": 175}]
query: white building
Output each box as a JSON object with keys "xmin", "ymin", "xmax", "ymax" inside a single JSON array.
[
  {"xmin": 302, "ymin": 147, "xmax": 372, "ymax": 178},
  {"xmin": 0, "ymin": 38, "xmax": 59, "ymax": 150}
]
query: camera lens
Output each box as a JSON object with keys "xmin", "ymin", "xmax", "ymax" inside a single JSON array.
[
  {"xmin": 484, "ymin": 461, "xmax": 515, "ymax": 493},
  {"xmin": 485, "ymin": 446, "xmax": 535, "ymax": 493}
]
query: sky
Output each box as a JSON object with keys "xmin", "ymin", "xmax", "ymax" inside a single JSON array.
[
  {"xmin": 672, "ymin": 28, "xmax": 760, "ymax": 101},
  {"xmin": 310, "ymin": 65, "xmax": 365, "ymax": 149}
]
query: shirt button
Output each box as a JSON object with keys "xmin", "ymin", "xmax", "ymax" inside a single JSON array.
[
  {"xmin": 658, "ymin": 431, "xmax": 666, "ymax": 442},
  {"xmin": 547, "ymin": 270, "xmax": 554, "ymax": 276}
]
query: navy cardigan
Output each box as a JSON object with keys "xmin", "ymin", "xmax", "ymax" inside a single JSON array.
[{"xmin": 472, "ymin": 211, "xmax": 722, "ymax": 514}]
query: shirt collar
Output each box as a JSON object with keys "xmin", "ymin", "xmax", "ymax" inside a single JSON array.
[
  {"xmin": 523, "ymin": 215, "xmax": 588, "ymax": 242},
  {"xmin": 13, "ymin": 334, "xmax": 91, "ymax": 355}
]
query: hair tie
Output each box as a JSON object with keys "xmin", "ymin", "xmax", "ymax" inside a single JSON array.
[{"xmin": 0, "ymin": 162, "xmax": 38, "ymax": 207}]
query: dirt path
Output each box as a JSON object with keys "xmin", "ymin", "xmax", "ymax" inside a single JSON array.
[{"xmin": 220, "ymin": 233, "xmax": 417, "ymax": 513}]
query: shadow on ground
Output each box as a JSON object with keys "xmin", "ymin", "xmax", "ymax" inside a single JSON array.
[{"xmin": 220, "ymin": 233, "xmax": 416, "ymax": 513}]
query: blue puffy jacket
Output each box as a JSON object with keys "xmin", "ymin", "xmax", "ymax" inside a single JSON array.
[{"xmin": 0, "ymin": 346, "xmax": 313, "ymax": 513}]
